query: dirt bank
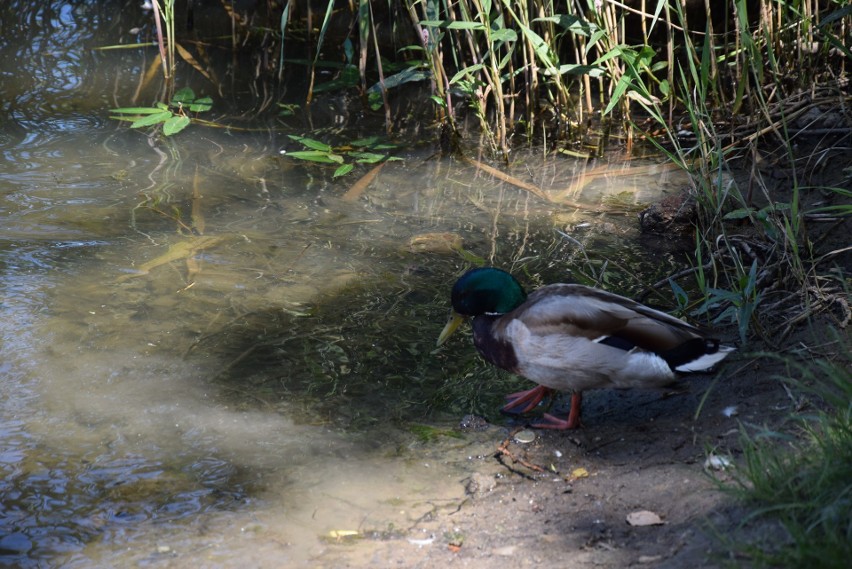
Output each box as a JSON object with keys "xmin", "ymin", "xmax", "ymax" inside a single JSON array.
[{"xmin": 302, "ymin": 350, "xmax": 801, "ymax": 568}]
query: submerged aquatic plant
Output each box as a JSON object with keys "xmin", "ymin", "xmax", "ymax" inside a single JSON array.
[
  {"xmin": 110, "ymin": 87, "xmax": 212, "ymax": 136},
  {"xmin": 282, "ymin": 134, "xmax": 402, "ymax": 178}
]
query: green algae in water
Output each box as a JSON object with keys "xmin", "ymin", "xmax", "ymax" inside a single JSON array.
[{"xmin": 407, "ymin": 424, "xmax": 464, "ymax": 443}]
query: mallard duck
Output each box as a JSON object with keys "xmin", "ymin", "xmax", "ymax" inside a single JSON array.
[{"xmin": 437, "ymin": 267, "xmax": 734, "ymax": 429}]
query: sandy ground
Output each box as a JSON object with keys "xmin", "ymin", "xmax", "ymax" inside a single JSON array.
[{"xmin": 302, "ymin": 353, "xmax": 798, "ymax": 568}]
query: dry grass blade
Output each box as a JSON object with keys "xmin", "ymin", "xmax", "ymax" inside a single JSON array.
[
  {"xmin": 461, "ymin": 154, "xmax": 550, "ymax": 202},
  {"xmin": 175, "ymin": 42, "xmax": 215, "ymax": 86},
  {"xmin": 133, "ymin": 55, "xmax": 163, "ymax": 104},
  {"xmin": 191, "ymin": 165, "xmax": 206, "ymax": 235}
]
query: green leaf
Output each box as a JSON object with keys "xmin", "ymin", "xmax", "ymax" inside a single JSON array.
[
  {"xmin": 368, "ymin": 91, "xmax": 383, "ymax": 111},
  {"xmin": 189, "ymin": 97, "xmax": 213, "ymax": 112},
  {"xmin": 723, "ymin": 208, "xmax": 755, "ymax": 220},
  {"xmin": 553, "ymin": 63, "xmax": 604, "ymax": 78},
  {"xmin": 130, "ymin": 111, "xmax": 173, "ymax": 128},
  {"xmin": 594, "ymin": 45, "xmax": 629, "ymax": 66},
  {"xmin": 515, "ymin": 25, "xmax": 557, "ymax": 68},
  {"xmin": 348, "ymin": 137, "xmax": 400, "ymax": 150},
  {"xmin": 286, "ymin": 150, "xmax": 343, "ymax": 164},
  {"xmin": 810, "ymin": 204, "xmax": 852, "ymax": 215},
  {"xmin": 349, "ymin": 136, "xmax": 382, "ymax": 147},
  {"xmin": 707, "ymin": 288, "xmax": 742, "ymax": 303},
  {"xmin": 313, "ymin": 65, "xmax": 359, "ymax": 93},
  {"xmin": 637, "ymin": 44, "xmax": 656, "ymax": 65},
  {"xmin": 669, "ymin": 279, "xmax": 689, "ymax": 308},
  {"xmin": 171, "ymin": 87, "xmax": 196, "ymax": 104},
  {"xmin": 534, "ymin": 14, "xmax": 592, "ymax": 37},
  {"xmin": 277, "ymin": 103, "xmax": 300, "ymax": 116},
  {"xmin": 368, "ymin": 67, "xmax": 430, "ymax": 92},
  {"xmin": 288, "ymin": 135, "xmax": 332, "ymax": 152},
  {"xmin": 456, "ymin": 247, "xmax": 486, "ymax": 266},
  {"xmin": 419, "ymin": 20, "xmax": 486, "ymax": 31},
  {"xmin": 111, "ymin": 107, "xmax": 169, "ymax": 115},
  {"xmin": 333, "ymin": 164, "xmax": 354, "ymax": 178},
  {"xmin": 490, "ymin": 28, "xmax": 517, "ymax": 43},
  {"xmin": 350, "ymin": 152, "xmax": 387, "ymax": 164},
  {"xmin": 312, "ymin": 0, "xmax": 336, "ymax": 65},
  {"xmin": 163, "ymin": 115, "xmax": 191, "ymax": 135},
  {"xmin": 602, "ymin": 75, "xmax": 632, "ymax": 116},
  {"xmin": 343, "ymin": 36, "xmax": 354, "ymax": 65},
  {"xmin": 449, "ymin": 64, "xmax": 486, "ymax": 85}
]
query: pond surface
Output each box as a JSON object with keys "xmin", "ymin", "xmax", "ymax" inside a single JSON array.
[{"xmin": 0, "ymin": 3, "xmax": 695, "ymax": 567}]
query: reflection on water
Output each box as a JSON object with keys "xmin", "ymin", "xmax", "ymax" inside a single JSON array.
[{"xmin": 0, "ymin": 2, "xmax": 695, "ymax": 567}]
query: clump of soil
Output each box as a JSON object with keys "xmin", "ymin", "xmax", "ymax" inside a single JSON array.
[{"xmin": 638, "ymin": 189, "xmax": 698, "ymax": 236}]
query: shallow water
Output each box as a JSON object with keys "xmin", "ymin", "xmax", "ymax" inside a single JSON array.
[{"xmin": 0, "ymin": 3, "xmax": 695, "ymax": 566}]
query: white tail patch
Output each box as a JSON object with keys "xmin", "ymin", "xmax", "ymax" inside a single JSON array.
[{"xmin": 675, "ymin": 346, "xmax": 735, "ymax": 373}]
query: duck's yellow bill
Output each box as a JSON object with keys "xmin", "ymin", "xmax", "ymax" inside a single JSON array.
[{"xmin": 437, "ymin": 311, "xmax": 465, "ymax": 346}]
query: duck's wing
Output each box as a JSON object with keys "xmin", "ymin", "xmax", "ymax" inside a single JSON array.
[{"xmin": 507, "ymin": 284, "xmax": 709, "ymax": 354}]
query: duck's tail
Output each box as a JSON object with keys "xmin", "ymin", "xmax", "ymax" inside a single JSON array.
[{"xmin": 671, "ymin": 340, "xmax": 736, "ymax": 373}]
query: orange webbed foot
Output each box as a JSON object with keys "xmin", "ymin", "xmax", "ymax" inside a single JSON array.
[
  {"xmin": 531, "ymin": 392, "xmax": 583, "ymax": 429},
  {"xmin": 501, "ymin": 385, "xmax": 554, "ymax": 414}
]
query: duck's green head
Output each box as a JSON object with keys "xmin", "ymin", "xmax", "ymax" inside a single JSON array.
[
  {"xmin": 450, "ymin": 267, "xmax": 527, "ymax": 315},
  {"xmin": 437, "ymin": 268, "xmax": 527, "ymax": 345}
]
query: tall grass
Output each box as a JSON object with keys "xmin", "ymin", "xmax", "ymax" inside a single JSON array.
[
  {"xmin": 137, "ymin": 2, "xmax": 848, "ymax": 164},
  {"xmin": 291, "ymin": 1, "xmax": 849, "ymax": 158},
  {"xmin": 135, "ymin": 2, "xmax": 850, "ymax": 157},
  {"xmin": 595, "ymin": 0, "xmax": 850, "ymax": 344},
  {"xmin": 131, "ymin": 1, "xmax": 848, "ymax": 335},
  {"xmin": 151, "ymin": 0, "xmax": 176, "ymax": 80}
]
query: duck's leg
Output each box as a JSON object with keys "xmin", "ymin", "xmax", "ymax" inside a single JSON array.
[
  {"xmin": 536, "ymin": 392, "xmax": 583, "ymax": 429},
  {"xmin": 501, "ymin": 385, "xmax": 554, "ymax": 414}
]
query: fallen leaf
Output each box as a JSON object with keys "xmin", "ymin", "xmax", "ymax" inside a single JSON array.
[
  {"xmin": 341, "ymin": 162, "xmax": 386, "ymax": 202},
  {"xmin": 565, "ymin": 467, "xmax": 589, "ymax": 481},
  {"xmin": 328, "ymin": 530, "xmax": 360, "ymax": 539},
  {"xmin": 626, "ymin": 510, "xmax": 665, "ymax": 526}
]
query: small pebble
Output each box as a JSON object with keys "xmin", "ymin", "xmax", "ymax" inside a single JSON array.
[
  {"xmin": 513, "ymin": 429, "xmax": 536, "ymax": 444},
  {"xmin": 493, "ymin": 545, "xmax": 517, "ymax": 556},
  {"xmin": 704, "ymin": 454, "xmax": 733, "ymax": 471},
  {"xmin": 459, "ymin": 414, "xmax": 489, "ymax": 431}
]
